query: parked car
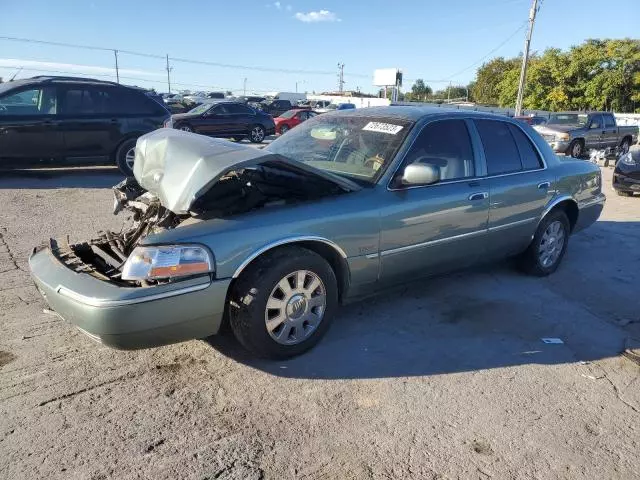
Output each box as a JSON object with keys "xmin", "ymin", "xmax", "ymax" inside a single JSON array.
[
  {"xmin": 272, "ymin": 92, "xmax": 307, "ymax": 103},
  {"xmin": 237, "ymin": 95, "xmax": 266, "ymax": 104},
  {"xmin": 167, "ymin": 101, "xmax": 275, "ymax": 143},
  {"xmin": 299, "ymin": 99, "xmax": 332, "ymax": 110},
  {"xmin": 0, "ymin": 76, "xmax": 170, "ymax": 175},
  {"xmin": 274, "ymin": 108, "xmax": 318, "ymax": 135},
  {"xmin": 613, "ymin": 145, "xmax": 640, "ymax": 197},
  {"xmin": 337, "ymin": 103, "xmax": 356, "ymax": 110},
  {"xmin": 29, "ymin": 107, "xmax": 605, "ymax": 359},
  {"xmin": 260, "ymin": 99, "xmax": 295, "ymax": 117},
  {"xmin": 534, "ymin": 112, "xmax": 638, "ymax": 158},
  {"xmin": 514, "ymin": 115, "xmax": 547, "ymax": 126}
]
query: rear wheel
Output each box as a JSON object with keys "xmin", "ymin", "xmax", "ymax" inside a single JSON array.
[
  {"xmin": 519, "ymin": 210, "xmax": 570, "ymax": 276},
  {"xmin": 229, "ymin": 246, "xmax": 338, "ymax": 359},
  {"xmin": 249, "ymin": 125, "xmax": 266, "ymax": 143},
  {"xmin": 115, "ymin": 138, "xmax": 137, "ymax": 177},
  {"xmin": 568, "ymin": 139, "xmax": 584, "ymax": 158}
]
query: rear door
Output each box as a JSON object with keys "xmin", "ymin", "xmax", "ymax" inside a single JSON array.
[
  {"xmin": 57, "ymin": 85, "xmax": 115, "ymax": 159},
  {"xmin": 379, "ymin": 119, "xmax": 490, "ymax": 282},
  {"xmin": 602, "ymin": 113, "xmax": 618, "ymax": 148},
  {"xmin": 474, "ymin": 119, "xmax": 552, "ymax": 258},
  {"xmin": 0, "ymin": 85, "xmax": 63, "ymax": 163},
  {"xmin": 225, "ymin": 103, "xmax": 256, "ymax": 134},
  {"xmin": 585, "ymin": 114, "xmax": 604, "ymax": 149}
]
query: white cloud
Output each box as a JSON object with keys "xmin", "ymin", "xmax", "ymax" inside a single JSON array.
[
  {"xmin": 0, "ymin": 59, "xmax": 160, "ymax": 77},
  {"xmin": 274, "ymin": 1, "xmax": 281, "ymax": 9},
  {"xmin": 294, "ymin": 10, "xmax": 340, "ymax": 22}
]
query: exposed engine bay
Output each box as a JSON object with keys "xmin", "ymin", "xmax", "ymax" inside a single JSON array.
[{"xmin": 52, "ymin": 163, "xmax": 345, "ymax": 286}]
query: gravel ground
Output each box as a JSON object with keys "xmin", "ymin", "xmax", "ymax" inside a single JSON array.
[{"xmin": 0, "ymin": 165, "xmax": 639, "ymax": 480}]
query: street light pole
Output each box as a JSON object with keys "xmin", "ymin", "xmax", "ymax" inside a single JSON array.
[
  {"xmin": 165, "ymin": 54, "xmax": 172, "ymax": 93},
  {"xmin": 243, "ymin": 77, "xmax": 247, "ymax": 96},
  {"xmin": 113, "ymin": 50, "xmax": 119, "ymax": 83},
  {"xmin": 515, "ymin": 0, "xmax": 539, "ymax": 116}
]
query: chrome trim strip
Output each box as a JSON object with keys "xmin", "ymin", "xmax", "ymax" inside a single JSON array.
[
  {"xmin": 232, "ymin": 236, "xmax": 348, "ymax": 279},
  {"xmin": 578, "ymin": 193, "xmax": 606, "ymax": 210},
  {"xmin": 539, "ymin": 195, "xmax": 575, "ymax": 222},
  {"xmin": 487, "ymin": 217, "xmax": 537, "ymax": 232},
  {"xmin": 365, "ymin": 253, "xmax": 379, "ymax": 260},
  {"xmin": 56, "ymin": 282, "xmax": 211, "ymax": 308},
  {"xmin": 380, "ymin": 229, "xmax": 486, "ymax": 257}
]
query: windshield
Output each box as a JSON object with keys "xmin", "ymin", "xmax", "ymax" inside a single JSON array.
[
  {"xmin": 547, "ymin": 114, "xmax": 588, "ymax": 126},
  {"xmin": 188, "ymin": 103, "xmax": 212, "ymax": 115},
  {"xmin": 266, "ymin": 115, "xmax": 413, "ymax": 183},
  {"xmin": 278, "ymin": 109, "xmax": 298, "ymax": 119}
]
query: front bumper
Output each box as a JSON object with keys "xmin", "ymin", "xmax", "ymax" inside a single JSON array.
[
  {"xmin": 29, "ymin": 247, "xmax": 231, "ymax": 350},
  {"xmin": 613, "ymin": 171, "xmax": 640, "ymax": 193}
]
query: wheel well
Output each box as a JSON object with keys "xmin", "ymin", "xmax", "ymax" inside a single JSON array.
[
  {"xmin": 620, "ymin": 135, "xmax": 632, "ymax": 145},
  {"xmin": 551, "ymin": 200, "xmax": 579, "ymax": 232},
  {"xmin": 232, "ymin": 241, "xmax": 350, "ymax": 302},
  {"xmin": 112, "ymin": 134, "xmax": 140, "ymax": 158}
]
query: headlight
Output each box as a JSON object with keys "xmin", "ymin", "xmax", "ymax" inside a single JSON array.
[
  {"xmin": 619, "ymin": 152, "xmax": 637, "ymax": 166},
  {"xmin": 121, "ymin": 245, "xmax": 213, "ymax": 281},
  {"xmin": 555, "ymin": 133, "xmax": 570, "ymax": 141},
  {"xmin": 163, "ymin": 117, "xmax": 173, "ymax": 128}
]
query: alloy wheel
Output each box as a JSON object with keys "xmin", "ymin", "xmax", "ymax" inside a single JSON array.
[
  {"xmin": 251, "ymin": 126, "xmax": 265, "ymax": 142},
  {"xmin": 572, "ymin": 142, "xmax": 582, "ymax": 158},
  {"xmin": 539, "ymin": 220, "xmax": 566, "ymax": 268},
  {"xmin": 125, "ymin": 147, "xmax": 136, "ymax": 170},
  {"xmin": 180, "ymin": 125, "xmax": 192, "ymax": 132},
  {"xmin": 264, "ymin": 270, "xmax": 327, "ymax": 345}
]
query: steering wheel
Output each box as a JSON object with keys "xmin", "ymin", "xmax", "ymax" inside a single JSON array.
[{"xmin": 364, "ymin": 155, "xmax": 385, "ymax": 171}]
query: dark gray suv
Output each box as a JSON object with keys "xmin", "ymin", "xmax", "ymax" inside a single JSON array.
[{"xmin": 0, "ymin": 76, "xmax": 170, "ymax": 175}]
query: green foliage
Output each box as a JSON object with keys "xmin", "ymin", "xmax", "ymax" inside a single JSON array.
[{"xmin": 470, "ymin": 38, "xmax": 640, "ymax": 112}]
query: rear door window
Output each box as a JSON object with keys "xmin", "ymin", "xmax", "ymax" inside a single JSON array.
[
  {"xmin": 508, "ymin": 124, "xmax": 544, "ymax": 170},
  {"xmin": 59, "ymin": 87, "xmax": 96, "ymax": 115},
  {"xmin": 226, "ymin": 103, "xmax": 254, "ymax": 114},
  {"xmin": 474, "ymin": 120, "xmax": 522, "ymax": 175}
]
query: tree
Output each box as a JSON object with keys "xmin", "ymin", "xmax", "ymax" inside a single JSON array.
[
  {"xmin": 472, "ymin": 57, "xmax": 520, "ymax": 105},
  {"xmin": 407, "ymin": 79, "xmax": 432, "ymax": 101}
]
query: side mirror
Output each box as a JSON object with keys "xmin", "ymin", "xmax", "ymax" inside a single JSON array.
[{"xmin": 401, "ymin": 163, "xmax": 440, "ymax": 186}]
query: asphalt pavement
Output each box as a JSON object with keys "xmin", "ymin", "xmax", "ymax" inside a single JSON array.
[{"xmin": 0, "ymin": 165, "xmax": 639, "ymax": 479}]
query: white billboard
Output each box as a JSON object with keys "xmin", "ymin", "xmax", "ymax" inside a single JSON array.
[{"xmin": 373, "ymin": 68, "xmax": 400, "ymax": 87}]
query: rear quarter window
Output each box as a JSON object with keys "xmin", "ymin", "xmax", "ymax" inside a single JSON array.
[{"xmin": 508, "ymin": 124, "xmax": 544, "ymax": 170}]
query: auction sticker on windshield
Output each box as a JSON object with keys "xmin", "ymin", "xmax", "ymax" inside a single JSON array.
[{"xmin": 362, "ymin": 122, "xmax": 403, "ymax": 135}]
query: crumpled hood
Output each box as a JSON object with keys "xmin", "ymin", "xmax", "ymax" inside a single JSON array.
[{"xmin": 133, "ymin": 129, "xmax": 359, "ymax": 214}]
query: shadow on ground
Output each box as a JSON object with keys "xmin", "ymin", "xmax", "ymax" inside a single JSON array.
[
  {"xmin": 0, "ymin": 167, "xmax": 123, "ymax": 189},
  {"xmin": 207, "ymin": 220, "xmax": 640, "ymax": 380}
]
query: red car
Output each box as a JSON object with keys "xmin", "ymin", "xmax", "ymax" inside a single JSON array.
[{"xmin": 274, "ymin": 108, "xmax": 318, "ymax": 135}]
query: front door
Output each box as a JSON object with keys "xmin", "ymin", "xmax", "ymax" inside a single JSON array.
[
  {"xmin": 473, "ymin": 119, "xmax": 553, "ymax": 257},
  {"xmin": 379, "ymin": 119, "xmax": 489, "ymax": 282},
  {"xmin": 0, "ymin": 85, "xmax": 63, "ymax": 164},
  {"xmin": 198, "ymin": 104, "xmax": 232, "ymax": 136},
  {"xmin": 585, "ymin": 114, "xmax": 604, "ymax": 150}
]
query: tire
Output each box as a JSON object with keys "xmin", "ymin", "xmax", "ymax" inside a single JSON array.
[
  {"xmin": 249, "ymin": 125, "xmax": 266, "ymax": 143},
  {"xmin": 620, "ymin": 138, "xmax": 631, "ymax": 155},
  {"xmin": 279, "ymin": 124, "xmax": 290, "ymax": 135},
  {"xmin": 616, "ymin": 190, "xmax": 633, "ymax": 197},
  {"xmin": 568, "ymin": 139, "xmax": 584, "ymax": 158},
  {"xmin": 229, "ymin": 246, "xmax": 338, "ymax": 359},
  {"xmin": 176, "ymin": 124, "xmax": 193, "ymax": 133},
  {"xmin": 115, "ymin": 138, "xmax": 138, "ymax": 177},
  {"xmin": 519, "ymin": 209, "xmax": 570, "ymax": 276}
]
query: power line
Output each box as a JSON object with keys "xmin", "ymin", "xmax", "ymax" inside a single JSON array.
[{"xmin": 444, "ymin": 21, "xmax": 528, "ymax": 81}]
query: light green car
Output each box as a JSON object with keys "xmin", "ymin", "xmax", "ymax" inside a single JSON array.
[{"xmin": 29, "ymin": 107, "xmax": 605, "ymax": 359}]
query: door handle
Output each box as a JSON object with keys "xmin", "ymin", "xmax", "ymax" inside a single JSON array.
[
  {"xmin": 537, "ymin": 181, "xmax": 551, "ymax": 190},
  {"xmin": 468, "ymin": 192, "xmax": 488, "ymax": 201}
]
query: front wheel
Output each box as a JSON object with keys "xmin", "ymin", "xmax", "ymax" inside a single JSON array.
[
  {"xmin": 279, "ymin": 124, "xmax": 290, "ymax": 135},
  {"xmin": 620, "ymin": 138, "xmax": 631, "ymax": 155},
  {"xmin": 519, "ymin": 210, "xmax": 570, "ymax": 276},
  {"xmin": 229, "ymin": 246, "xmax": 338, "ymax": 359},
  {"xmin": 177, "ymin": 124, "xmax": 193, "ymax": 133},
  {"xmin": 249, "ymin": 125, "xmax": 266, "ymax": 143}
]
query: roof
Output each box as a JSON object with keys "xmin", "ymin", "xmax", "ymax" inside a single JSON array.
[
  {"xmin": 325, "ymin": 105, "xmax": 512, "ymax": 122},
  {"xmin": 0, "ymin": 76, "xmax": 149, "ymax": 92}
]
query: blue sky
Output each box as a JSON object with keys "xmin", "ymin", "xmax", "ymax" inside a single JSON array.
[{"xmin": 0, "ymin": 0, "xmax": 637, "ymax": 95}]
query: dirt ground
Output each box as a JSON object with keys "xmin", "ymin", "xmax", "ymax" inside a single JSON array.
[{"xmin": 1, "ymin": 166, "xmax": 639, "ymax": 480}]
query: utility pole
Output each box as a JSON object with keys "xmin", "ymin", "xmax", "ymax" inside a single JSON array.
[
  {"xmin": 515, "ymin": 0, "xmax": 539, "ymax": 116},
  {"xmin": 337, "ymin": 63, "xmax": 345, "ymax": 93},
  {"xmin": 165, "ymin": 54, "xmax": 172, "ymax": 93},
  {"xmin": 113, "ymin": 50, "xmax": 120, "ymax": 83},
  {"xmin": 447, "ymin": 81, "xmax": 452, "ymax": 103},
  {"xmin": 243, "ymin": 77, "xmax": 247, "ymax": 95}
]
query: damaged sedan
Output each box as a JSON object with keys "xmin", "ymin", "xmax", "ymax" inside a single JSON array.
[{"xmin": 30, "ymin": 107, "xmax": 605, "ymax": 358}]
